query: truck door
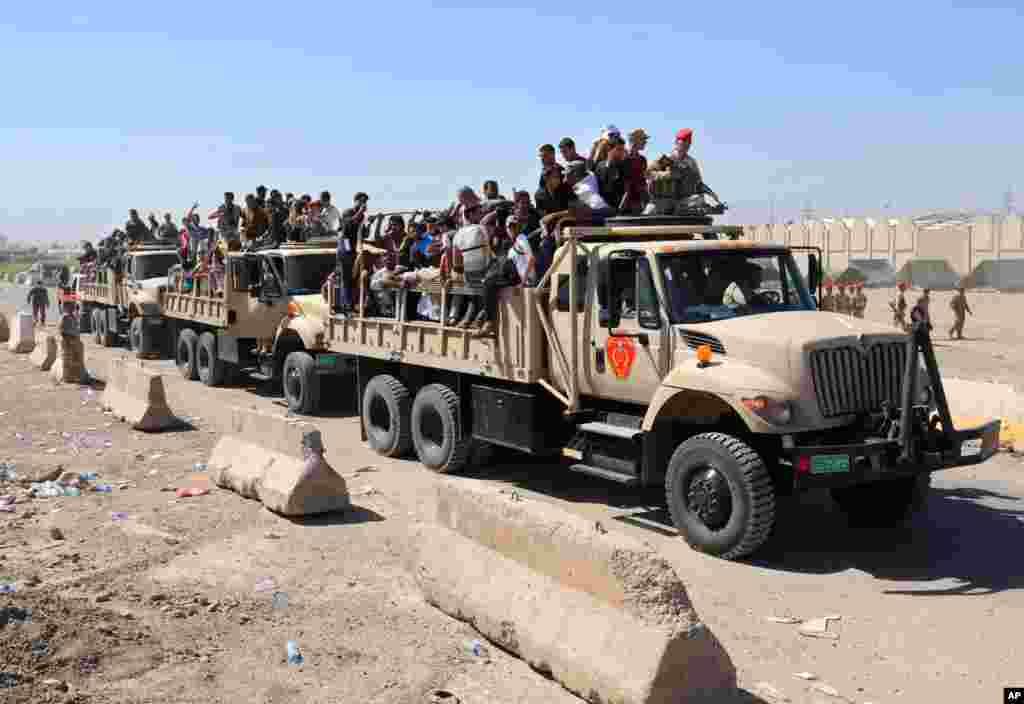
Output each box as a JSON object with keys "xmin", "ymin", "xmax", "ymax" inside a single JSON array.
[{"xmin": 590, "ymin": 249, "xmax": 672, "ymax": 404}]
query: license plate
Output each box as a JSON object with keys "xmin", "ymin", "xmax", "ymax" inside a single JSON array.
[
  {"xmin": 316, "ymin": 354, "xmax": 339, "ymax": 368},
  {"xmin": 811, "ymin": 454, "xmax": 850, "ymax": 474},
  {"xmin": 960, "ymin": 438, "xmax": 983, "ymax": 457}
]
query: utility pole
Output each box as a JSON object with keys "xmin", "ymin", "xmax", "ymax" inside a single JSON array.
[
  {"xmin": 1005, "ymin": 188, "xmax": 1016, "ymax": 216},
  {"xmin": 769, "ymin": 194, "xmax": 776, "ymax": 225}
]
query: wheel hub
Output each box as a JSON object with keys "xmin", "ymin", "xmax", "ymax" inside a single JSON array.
[
  {"xmin": 686, "ymin": 467, "xmax": 732, "ymax": 531},
  {"xmin": 286, "ymin": 367, "xmax": 302, "ymax": 399}
]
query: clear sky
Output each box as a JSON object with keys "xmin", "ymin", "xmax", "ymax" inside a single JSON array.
[{"xmin": 1, "ymin": 1, "xmax": 1021, "ymax": 243}]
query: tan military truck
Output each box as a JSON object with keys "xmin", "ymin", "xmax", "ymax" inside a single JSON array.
[
  {"xmin": 298, "ymin": 215, "xmax": 1001, "ymax": 560},
  {"xmin": 160, "ymin": 239, "xmax": 342, "ymax": 389},
  {"xmin": 79, "ymin": 242, "xmax": 180, "ymax": 353}
]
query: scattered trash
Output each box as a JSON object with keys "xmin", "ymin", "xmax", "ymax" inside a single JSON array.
[
  {"xmin": 798, "ymin": 615, "xmax": 841, "ymax": 640},
  {"xmin": 465, "ymin": 639, "xmax": 486, "ymax": 657},
  {"xmin": 793, "ymin": 672, "xmax": 817, "ymax": 681},
  {"xmin": 0, "ymin": 495, "xmax": 15, "ymax": 511},
  {"xmin": 254, "ymin": 578, "xmax": 275, "ymax": 593},
  {"xmin": 110, "ymin": 512, "xmax": 128, "ymax": 521},
  {"xmin": 30, "ymin": 481, "xmax": 66, "ymax": 498},
  {"xmin": 809, "ymin": 682, "xmax": 841, "ymax": 697},
  {"xmin": 49, "ymin": 527, "xmax": 65, "ymax": 541},
  {"xmin": 79, "ymin": 472, "xmax": 98, "ymax": 481},
  {"xmin": 0, "ymin": 463, "xmax": 17, "ymax": 481},
  {"xmin": 175, "ymin": 487, "xmax": 209, "ymax": 499},
  {"xmin": 0, "ymin": 672, "xmax": 19, "ymax": 689},
  {"xmin": 14, "ymin": 433, "xmax": 31, "ymax": 447},
  {"xmin": 272, "ymin": 592, "xmax": 289, "ymax": 609},
  {"xmin": 0, "ymin": 606, "xmax": 32, "ymax": 625},
  {"xmin": 193, "ymin": 463, "xmax": 208, "ymax": 471},
  {"xmin": 286, "ymin": 640, "xmax": 303, "ymax": 665},
  {"xmin": 0, "ymin": 582, "xmax": 17, "ymax": 594},
  {"xmin": 31, "ymin": 639, "xmax": 50, "ymax": 657},
  {"xmin": 41, "ymin": 678, "xmax": 67, "ymax": 691},
  {"xmin": 78, "ymin": 655, "xmax": 99, "ymax": 674},
  {"xmin": 93, "ymin": 484, "xmax": 113, "ymax": 493},
  {"xmin": 767, "ymin": 616, "xmax": 802, "ymax": 625},
  {"xmin": 63, "ymin": 486, "xmax": 81, "ymax": 497}
]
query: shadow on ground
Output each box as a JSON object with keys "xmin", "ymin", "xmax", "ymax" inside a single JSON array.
[
  {"xmin": 287, "ymin": 505, "xmax": 385, "ymax": 528},
  {"xmin": 475, "ymin": 453, "xmax": 1024, "ymax": 595}
]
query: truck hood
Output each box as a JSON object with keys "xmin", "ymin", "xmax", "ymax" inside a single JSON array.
[{"xmin": 676, "ymin": 310, "xmax": 904, "ymax": 391}]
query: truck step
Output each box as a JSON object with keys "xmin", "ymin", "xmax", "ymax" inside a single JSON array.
[
  {"xmin": 569, "ymin": 463, "xmax": 640, "ymax": 487},
  {"xmin": 577, "ymin": 421, "xmax": 643, "ymax": 441}
]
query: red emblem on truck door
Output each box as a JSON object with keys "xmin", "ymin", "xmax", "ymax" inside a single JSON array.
[{"xmin": 606, "ymin": 337, "xmax": 636, "ymax": 379}]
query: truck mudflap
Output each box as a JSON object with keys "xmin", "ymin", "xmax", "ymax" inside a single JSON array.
[{"xmin": 789, "ymin": 419, "xmax": 1001, "ymax": 490}]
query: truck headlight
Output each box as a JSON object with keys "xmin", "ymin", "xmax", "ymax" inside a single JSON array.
[{"xmin": 741, "ymin": 396, "xmax": 793, "ymax": 425}]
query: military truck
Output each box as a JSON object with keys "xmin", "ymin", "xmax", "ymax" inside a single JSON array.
[
  {"xmin": 294, "ymin": 213, "xmax": 1001, "ymax": 560},
  {"xmin": 78, "ymin": 242, "xmax": 180, "ymax": 353},
  {"xmin": 160, "ymin": 238, "xmax": 343, "ymax": 388}
]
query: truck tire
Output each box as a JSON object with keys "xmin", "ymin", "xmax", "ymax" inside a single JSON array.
[
  {"xmin": 665, "ymin": 432, "xmax": 776, "ymax": 560},
  {"xmin": 79, "ymin": 305, "xmax": 92, "ymax": 333},
  {"xmin": 196, "ymin": 331, "xmax": 225, "ymax": 387},
  {"xmin": 411, "ymin": 383, "xmax": 472, "ymax": 474},
  {"xmin": 830, "ymin": 473, "xmax": 931, "ymax": 526},
  {"xmin": 176, "ymin": 328, "xmax": 199, "ymax": 381},
  {"xmin": 128, "ymin": 318, "xmax": 142, "ymax": 353},
  {"xmin": 283, "ymin": 351, "xmax": 321, "ymax": 415},
  {"xmin": 362, "ymin": 375, "xmax": 412, "ymax": 458}
]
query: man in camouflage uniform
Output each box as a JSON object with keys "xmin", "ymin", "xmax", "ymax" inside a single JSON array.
[
  {"xmin": 834, "ymin": 282, "xmax": 851, "ymax": 316},
  {"xmin": 890, "ymin": 281, "xmax": 908, "ymax": 331},
  {"xmin": 646, "ymin": 128, "xmax": 713, "ymax": 215},
  {"xmin": 819, "ymin": 278, "xmax": 835, "ymax": 312},
  {"xmin": 910, "ymin": 288, "xmax": 932, "ymax": 332},
  {"xmin": 948, "ymin": 285, "xmax": 972, "ymax": 340},
  {"xmin": 852, "ymin": 283, "xmax": 867, "ymax": 318}
]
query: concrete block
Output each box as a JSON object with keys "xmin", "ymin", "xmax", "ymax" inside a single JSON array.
[
  {"xmin": 51, "ymin": 336, "xmax": 89, "ymax": 384},
  {"xmin": 413, "ymin": 523, "xmax": 735, "ymax": 704},
  {"xmin": 100, "ymin": 357, "xmax": 182, "ymax": 431},
  {"xmin": 416, "ymin": 480, "xmax": 737, "ymax": 703},
  {"xmin": 944, "ymin": 377, "xmax": 1024, "ymax": 424},
  {"xmin": 29, "ymin": 332, "xmax": 57, "ymax": 371},
  {"xmin": 7, "ymin": 313, "xmax": 34, "ymax": 353},
  {"xmin": 210, "ymin": 406, "xmax": 350, "ymax": 517},
  {"xmin": 0, "ymin": 312, "xmax": 8, "ymax": 343}
]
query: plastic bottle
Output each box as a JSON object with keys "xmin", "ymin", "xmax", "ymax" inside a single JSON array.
[
  {"xmin": 272, "ymin": 592, "xmax": 289, "ymax": 609},
  {"xmin": 78, "ymin": 472, "xmax": 98, "ymax": 481},
  {"xmin": 0, "ymin": 583, "xmax": 17, "ymax": 594},
  {"xmin": 286, "ymin": 640, "xmax": 303, "ymax": 665},
  {"xmin": 63, "ymin": 486, "xmax": 81, "ymax": 497},
  {"xmin": 193, "ymin": 463, "xmax": 208, "ymax": 472},
  {"xmin": 93, "ymin": 484, "xmax": 113, "ymax": 493},
  {"xmin": 465, "ymin": 639, "xmax": 484, "ymax": 657}
]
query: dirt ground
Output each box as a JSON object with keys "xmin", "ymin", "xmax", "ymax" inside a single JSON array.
[{"xmin": 2, "ymin": 287, "xmax": 1024, "ymax": 704}]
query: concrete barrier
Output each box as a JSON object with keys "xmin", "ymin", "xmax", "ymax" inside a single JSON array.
[
  {"xmin": 209, "ymin": 406, "xmax": 351, "ymax": 517},
  {"xmin": 51, "ymin": 335, "xmax": 89, "ymax": 384},
  {"xmin": 29, "ymin": 332, "xmax": 57, "ymax": 371},
  {"xmin": 413, "ymin": 480, "xmax": 737, "ymax": 703},
  {"xmin": 100, "ymin": 357, "xmax": 183, "ymax": 431},
  {"xmin": 944, "ymin": 377, "xmax": 1024, "ymax": 423},
  {"xmin": 7, "ymin": 313, "xmax": 35, "ymax": 353},
  {"xmin": 0, "ymin": 312, "xmax": 8, "ymax": 343}
]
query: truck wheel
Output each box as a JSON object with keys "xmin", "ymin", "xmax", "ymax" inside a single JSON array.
[
  {"xmin": 362, "ymin": 375, "xmax": 412, "ymax": 458},
  {"xmin": 196, "ymin": 332, "xmax": 225, "ymax": 387},
  {"xmin": 91, "ymin": 310, "xmax": 103, "ymax": 345},
  {"xmin": 665, "ymin": 432, "xmax": 776, "ymax": 560},
  {"xmin": 79, "ymin": 305, "xmax": 92, "ymax": 333},
  {"xmin": 283, "ymin": 351, "xmax": 321, "ymax": 415},
  {"xmin": 411, "ymin": 384, "xmax": 472, "ymax": 474},
  {"xmin": 176, "ymin": 328, "xmax": 199, "ymax": 380},
  {"xmin": 831, "ymin": 474, "xmax": 931, "ymax": 526},
  {"xmin": 128, "ymin": 318, "xmax": 142, "ymax": 353}
]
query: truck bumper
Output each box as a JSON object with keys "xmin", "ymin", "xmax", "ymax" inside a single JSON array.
[{"xmin": 788, "ymin": 419, "xmax": 1001, "ymax": 490}]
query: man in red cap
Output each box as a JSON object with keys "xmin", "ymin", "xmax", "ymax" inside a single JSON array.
[
  {"xmin": 646, "ymin": 128, "xmax": 706, "ymax": 215},
  {"xmin": 835, "ymin": 281, "xmax": 851, "ymax": 316},
  {"xmin": 890, "ymin": 281, "xmax": 908, "ymax": 330},
  {"xmin": 820, "ymin": 278, "xmax": 835, "ymax": 312}
]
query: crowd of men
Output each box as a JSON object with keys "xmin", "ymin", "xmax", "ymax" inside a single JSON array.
[
  {"xmin": 889, "ymin": 283, "xmax": 973, "ymax": 339},
  {"xmin": 819, "ymin": 279, "xmax": 868, "ymax": 318},
  {"xmin": 77, "ymin": 126, "xmax": 721, "ymax": 337}
]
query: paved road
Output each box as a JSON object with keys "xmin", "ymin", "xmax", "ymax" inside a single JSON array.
[{"xmin": 38, "ymin": 319, "xmax": 1018, "ymax": 704}]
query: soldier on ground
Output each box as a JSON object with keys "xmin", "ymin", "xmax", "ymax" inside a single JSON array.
[
  {"xmin": 820, "ymin": 278, "xmax": 835, "ymax": 312},
  {"xmin": 27, "ymin": 280, "xmax": 50, "ymax": 325},
  {"xmin": 834, "ymin": 282, "xmax": 851, "ymax": 315},
  {"xmin": 890, "ymin": 281, "xmax": 908, "ymax": 331},
  {"xmin": 949, "ymin": 285, "xmax": 972, "ymax": 340},
  {"xmin": 852, "ymin": 283, "xmax": 867, "ymax": 318},
  {"xmin": 910, "ymin": 288, "xmax": 932, "ymax": 332}
]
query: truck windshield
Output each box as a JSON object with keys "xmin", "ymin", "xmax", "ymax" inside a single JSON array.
[
  {"xmin": 134, "ymin": 254, "xmax": 180, "ymax": 280},
  {"xmin": 283, "ymin": 254, "xmax": 336, "ymax": 295},
  {"xmin": 655, "ymin": 250, "xmax": 815, "ymax": 323}
]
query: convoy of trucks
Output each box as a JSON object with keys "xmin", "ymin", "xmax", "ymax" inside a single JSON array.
[{"xmin": 63, "ymin": 214, "xmax": 1001, "ymax": 559}]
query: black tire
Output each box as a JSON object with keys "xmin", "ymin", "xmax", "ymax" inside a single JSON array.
[
  {"xmin": 665, "ymin": 432, "xmax": 776, "ymax": 560},
  {"xmin": 176, "ymin": 328, "xmax": 199, "ymax": 381},
  {"xmin": 196, "ymin": 331, "xmax": 225, "ymax": 387},
  {"xmin": 283, "ymin": 351, "xmax": 321, "ymax": 415},
  {"xmin": 138, "ymin": 318, "xmax": 161, "ymax": 357},
  {"xmin": 411, "ymin": 383, "xmax": 472, "ymax": 474},
  {"xmin": 79, "ymin": 305, "xmax": 92, "ymax": 333},
  {"xmin": 361, "ymin": 375, "xmax": 412, "ymax": 458},
  {"xmin": 831, "ymin": 473, "xmax": 931, "ymax": 526},
  {"xmin": 128, "ymin": 317, "xmax": 142, "ymax": 353}
]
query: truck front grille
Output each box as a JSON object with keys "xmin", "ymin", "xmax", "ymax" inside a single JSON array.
[{"xmin": 810, "ymin": 342, "xmax": 907, "ymax": 418}]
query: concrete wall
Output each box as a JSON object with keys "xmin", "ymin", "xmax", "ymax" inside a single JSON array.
[{"xmin": 742, "ymin": 216, "xmax": 1024, "ymax": 282}]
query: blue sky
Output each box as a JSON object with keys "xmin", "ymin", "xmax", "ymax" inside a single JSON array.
[{"xmin": 0, "ymin": 1, "xmax": 1022, "ymax": 243}]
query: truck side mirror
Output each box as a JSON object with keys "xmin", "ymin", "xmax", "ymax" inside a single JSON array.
[
  {"xmin": 808, "ymin": 254, "xmax": 820, "ymax": 294},
  {"xmin": 604, "ymin": 260, "xmax": 623, "ymax": 330}
]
